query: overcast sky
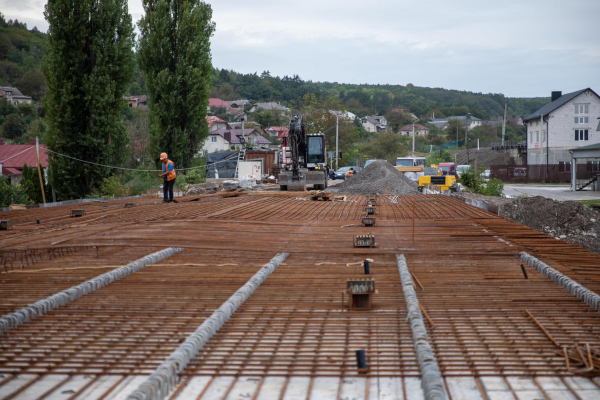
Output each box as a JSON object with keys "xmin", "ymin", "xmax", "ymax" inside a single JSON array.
[{"xmin": 2, "ymin": 0, "xmax": 599, "ymax": 97}]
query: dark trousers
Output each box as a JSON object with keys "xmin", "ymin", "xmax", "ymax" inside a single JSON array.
[{"xmin": 163, "ymin": 178, "xmax": 175, "ymax": 202}]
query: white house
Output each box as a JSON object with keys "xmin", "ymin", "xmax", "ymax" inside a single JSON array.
[
  {"xmin": 399, "ymin": 124, "xmax": 430, "ymax": 136},
  {"xmin": 0, "ymin": 86, "xmax": 32, "ymax": 106},
  {"xmin": 206, "ymin": 116, "xmax": 231, "ymax": 132},
  {"xmin": 360, "ymin": 116, "xmax": 387, "ymax": 132},
  {"xmin": 524, "ymin": 89, "xmax": 600, "ymax": 165},
  {"xmin": 447, "ymin": 115, "xmax": 482, "ymax": 130},
  {"xmin": 201, "ymin": 128, "xmax": 272, "ymax": 154}
]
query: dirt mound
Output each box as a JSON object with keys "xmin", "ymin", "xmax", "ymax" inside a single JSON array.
[
  {"xmin": 330, "ymin": 161, "xmax": 419, "ymax": 195},
  {"xmin": 499, "ymin": 196, "xmax": 600, "ymax": 254}
]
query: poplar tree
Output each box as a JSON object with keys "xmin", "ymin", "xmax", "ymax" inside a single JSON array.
[
  {"xmin": 42, "ymin": 0, "xmax": 135, "ymax": 199},
  {"xmin": 138, "ymin": 0, "xmax": 215, "ymax": 168}
]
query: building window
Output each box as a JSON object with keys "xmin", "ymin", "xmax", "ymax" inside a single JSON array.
[
  {"xmin": 574, "ymin": 116, "xmax": 589, "ymax": 124},
  {"xmin": 211, "ymin": 136, "xmax": 217, "ymax": 142},
  {"xmin": 575, "ymin": 129, "xmax": 589, "ymax": 141},
  {"xmin": 530, "ymin": 131, "xmax": 533, "ymax": 143},
  {"xmin": 536, "ymin": 131, "xmax": 539, "ymax": 142},
  {"xmin": 574, "ymin": 104, "xmax": 589, "ymax": 114},
  {"xmin": 542, "ymin": 130, "xmax": 546, "ymax": 143}
]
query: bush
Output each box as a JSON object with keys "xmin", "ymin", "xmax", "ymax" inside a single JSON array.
[
  {"xmin": 482, "ymin": 178, "xmax": 504, "ymax": 197},
  {"xmin": 184, "ymin": 168, "xmax": 205, "ymax": 184},
  {"xmin": 459, "ymin": 167, "xmax": 504, "ymax": 197},
  {"xmin": 0, "ymin": 176, "xmax": 30, "ymax": 207},
  {"xmin": 100, "ymin": 175, "xmax": 131, "ymax": 198}
]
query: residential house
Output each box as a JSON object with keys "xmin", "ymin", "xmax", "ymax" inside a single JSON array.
[
  {"xmin": 255, "ymin": 102, "xmax": 289, "ymax": 112},
  {"xmin": 125, "ymin": 95, "xmax": 148, "ymax": 108},
  {"xmin": 201, "ymin": 128, "xmax": 272, "ymax": 153},
  {"xmin": 206, "ymin": 116, "xmax": 232, "ymax": 132},
  {"xmin": 0, "ymin": 139, "xmax": 48, "ymax": 185},
  {"xmin": 360, "ymin": 116, "xmax": 387, "ymax": 132},
  {"xmin": 227, "ymin": 107, "xmax": 248, "ymax": 122},
  {"xmin": 229, "ymin": 100, "xmax": 257, "ymax": 113},
  {"xmin": 523, "ymin": 89, "xmax": 600, "ymax": 165},
  {"xmin": 429, "ymin": 118, "xmax": 448, "ymax": 130},
  {"xmin": 0, "ymin": 87, "xmax": 32, "ymax": 106},
  {"xmin": 399, "ymin": 124, "xmax": 430, "ymax": 136},
  {"xmin": 447, "ymin": 115, "xmax": 482, "ymax": 130},
  {"xmin": 265, "ymin": 126, "xmax": 288, "ymax": 137},
  {"xmin": 208, "ymin": 98, "xmax": 230, "ymax": 109}
]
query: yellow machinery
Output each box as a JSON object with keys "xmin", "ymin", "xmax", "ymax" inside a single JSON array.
[{"xmin": 418, "ymin": 175, "xmax": 458, "ymax": 192}]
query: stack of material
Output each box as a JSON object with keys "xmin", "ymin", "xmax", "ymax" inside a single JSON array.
[
  {"xmin": 185, "ymin": 182, "xmax": 220, "ymax": 196},
  {"xmin": 331, "ymin": 161, "xmax": 419, "ymax": 195}
]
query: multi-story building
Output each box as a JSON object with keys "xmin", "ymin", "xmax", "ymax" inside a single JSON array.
[{"xmin": 524, "ymin": 89, "xmax": 600, "ymax": 165}]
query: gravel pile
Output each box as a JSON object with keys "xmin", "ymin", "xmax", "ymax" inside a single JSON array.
[
  {"xmin": 331, "ymin": 161, "xmax": 419, "ymax": 195},
  {"xmin": 499, "ymin": 196, "xmax": 600, "ymax": 254}
]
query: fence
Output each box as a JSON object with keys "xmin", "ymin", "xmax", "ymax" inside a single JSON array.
[{"xmin": 490, "ymin": 164, "xmax": 599, "ymax": 183}]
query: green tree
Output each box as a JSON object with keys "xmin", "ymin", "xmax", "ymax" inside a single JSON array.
[
  {"xmin": 20, "ymin": 163, "xmax": 51, "ymax": 204},
  {"xmin": 42, "ymin": 0, "xmax": 135, "ymax": 199},
  {"xmin": 138, "ymin": 0, "xmax": 216, "ymax": 168},
  {"xmin": 2, "ymin": 114, "xmax": 28, "ymax": 138}
]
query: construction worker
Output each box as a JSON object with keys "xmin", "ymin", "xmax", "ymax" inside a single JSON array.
[
  {"xmin": 345, "ymin": 167, "xmax": 356, "ymax": 179},
  {"xmin": 159, "ymin": 152, "xmax": 176, "ymax": 203}
]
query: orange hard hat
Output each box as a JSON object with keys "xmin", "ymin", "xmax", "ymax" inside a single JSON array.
[{"xmin": 160, "ymin": 152, "xmax": 168, "ymax": 160}]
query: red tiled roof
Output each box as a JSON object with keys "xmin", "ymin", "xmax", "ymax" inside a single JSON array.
[
  {"xmin": 399, "ymin": 124, "xmax": 429, "ymax": 131},
  {"xmin": 0, "ymin": 144, "xmax": 49, "ymax": 176},
  {"xmin": 209, "ymin": 98, "xmax": 230, "ymax": 108},
  {"xmin": 266, "ymin": 126, "xmax": 289, "ymax": 138},
  {"xmin": 130, "ymin": 95, "xmax": 147, "ymax": 102},
  {"xmin": 1, "ymin": 167, "xmax": 21, "ymax": 175},
  {"xmin": 206, "ymin": 116, "xmax": 227, "ymax": 127}
]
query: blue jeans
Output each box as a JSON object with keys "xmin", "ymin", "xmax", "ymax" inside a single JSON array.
[{"xmin": 163, "ymin": 179, "xmax": 175, "ymax": 202}]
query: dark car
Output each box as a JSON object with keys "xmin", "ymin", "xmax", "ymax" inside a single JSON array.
[{"xmin": 334, "ymin": 166, "xmax": 356, "ymax": 180}]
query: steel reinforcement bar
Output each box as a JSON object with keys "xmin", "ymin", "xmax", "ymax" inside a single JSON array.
[
  {"xmin": 127, "ymin": 252, "xmax": 290, "ymax": 400},
  {"xmin": 396, "ymin": 254, "xmax": 447, "ymax": 400},
  {"xmin": 0, "ymin": 247, "xmax": 184, "ymax": 335},
  {"xmin": 520, "ymin": 252, "xmax": 600, "ymax": 311}
]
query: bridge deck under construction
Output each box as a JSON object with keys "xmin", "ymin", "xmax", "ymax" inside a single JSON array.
[{"xmin": 1, "ymin": 193, "xmax": 599, "ymax": 399}]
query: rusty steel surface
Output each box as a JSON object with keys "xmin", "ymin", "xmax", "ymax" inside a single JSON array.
[{"xmin": 1, "ymin": 193, "xmax": 600, "ymax": 399}]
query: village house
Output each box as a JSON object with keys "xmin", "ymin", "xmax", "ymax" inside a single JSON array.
[
  {"xmin": 524, "ymin": 88, "xmax": 600, "ymax": 165},
  {"xmin": 124, "ymin": 95, "xmax": 148, "ymax": 108},
  {"xmin": 208, "ymin": 98, "xmax": 230, "ymax": 109},
  {"xmin": 399, "ymin": 124, "xmax": 430, "ymax": 136},
  {"xmin": 255, "ymin": 102, "xmax": 289, "ymax": 112},
  {"xmin": 0, "ymin": 139, "xmax": 48, "ymax": 185},
  {"xmin": 0, "ymin": 87, "xmax": 32, "ymax": 106},
  {"xmin": 206, "ymin": 116, "xmax": 231, "ymax": 132},
  {"xmin": 360, "ymin": 116, "xmax": 387, "ymax": 132},
  {"xmin": 229, "ymin": 100, "xmax": 257, "ymax": 113},
  {"xmin": 265, "ymin": 126, "xmax": 288, "ymax": 137},
  {"xmin": 201, "ymin": 127, "xmax": 271, "ymax": 154}
]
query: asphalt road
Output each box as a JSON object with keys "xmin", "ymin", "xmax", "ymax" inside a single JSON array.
[{"xmin": 503, "ymin": 183, "xmax": 600, "ymax": 201}]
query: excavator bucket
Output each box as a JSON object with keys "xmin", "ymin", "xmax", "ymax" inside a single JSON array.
[{"xmin": 279, "ymin": 172, "xmax": 306, "ymax": 191}]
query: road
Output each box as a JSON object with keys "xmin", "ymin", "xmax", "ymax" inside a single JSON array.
[{"xmin": 503, "ymin": 183, "xmax": 600, "ymax": 201}]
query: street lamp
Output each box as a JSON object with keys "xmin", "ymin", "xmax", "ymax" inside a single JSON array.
[{"xmin": 465, "ymin": 113, "xmax": 471, "ymax": 165}]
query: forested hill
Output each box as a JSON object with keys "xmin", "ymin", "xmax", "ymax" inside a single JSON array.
[
  {"xmin": 210, "ymin": 69, "xmax": 550, "ymax": 120},
  {"xmin": 0, "ymin": 15, "xmax": 549, "ymax": 121}
]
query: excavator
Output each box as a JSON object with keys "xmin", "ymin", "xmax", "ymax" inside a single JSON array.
[{"xmin": 279, "ymin": 114, "xmax": 328, "ymax": 191}]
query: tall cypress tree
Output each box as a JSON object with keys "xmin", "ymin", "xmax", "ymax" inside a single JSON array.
[
  {"xmin": 42, "ymin": 0, "xmax": 135, "ymax": 199},
  {"xmin": 138, "ymin": 0, "xmax": 215, "ymax": 168}
]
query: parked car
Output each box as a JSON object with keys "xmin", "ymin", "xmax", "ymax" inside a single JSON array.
[{"xmin": 334, "ymin": 166, "xmax": 356, "ymax": 180}]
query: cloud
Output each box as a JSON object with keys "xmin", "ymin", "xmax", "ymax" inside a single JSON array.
[{"xmin": 3, "ymin": 0, "xmax": 599, "ymax": 96}]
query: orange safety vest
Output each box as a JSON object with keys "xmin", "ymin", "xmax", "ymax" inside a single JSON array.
[{"xmin": 163, "ymin": 160, "xmax": 176, "ymax": 181}]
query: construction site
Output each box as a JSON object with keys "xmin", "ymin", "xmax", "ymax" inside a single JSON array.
[{"xmin": 1, "ymin": 182, "xmax": 600, "ymax": 400}]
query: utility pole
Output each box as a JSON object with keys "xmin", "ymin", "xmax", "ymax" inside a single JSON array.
[
  {"xmin": 501, "ymin": 102, "xmax": 507, "ymax": 146},
  {"xmin": 465, "ymin": 114, "xmax": 471, "ymax": 165},
  {"xmin": 335, "ymin": 114, "xmax": 339, "ymax": 170},
  {"xmin": 412, "ymin": 119, "xmax": 419, "ymax": 154},
  {"xmin": 35, "ymin": 136, "xmax": 46, "ymax": 204}
]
